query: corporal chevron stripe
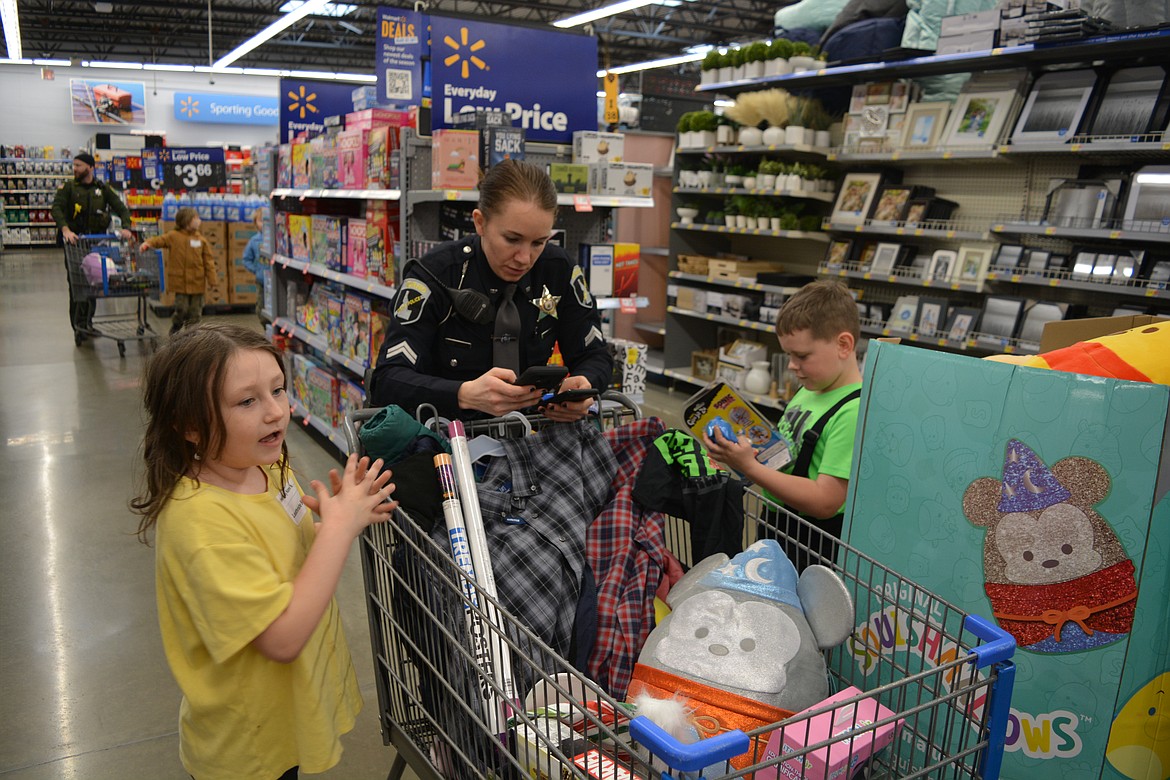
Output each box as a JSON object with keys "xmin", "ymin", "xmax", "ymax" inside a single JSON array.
[
  {"xmin": 384, "ymin": 341, "xmax": 419, "ymax": 365},
  {"xmin": 585, "ymin": 325, "xmax": 604, "ymax": 346}
]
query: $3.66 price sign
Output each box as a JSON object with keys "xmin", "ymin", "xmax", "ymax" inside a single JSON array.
[{"xmin": 162, "ymin": 147, "xmax": 227, "ymax": 190}]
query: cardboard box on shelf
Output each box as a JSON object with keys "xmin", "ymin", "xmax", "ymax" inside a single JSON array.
[
  {"xmin": 719, "ymin": 338, "xmax": 770, "ymax": 370},
  {"xmin": 431, "ymin": 129, "xmax": 480, "ymax": 189},
  {"xmin": 287, "ymin": 214, "xmax": 311, "ymax": 262},
  {"xmin": 310, "ymin": 214, "xmax": 344, "ymax": 271},
  {"xmin": 613, "ymin": 242, "xmax": 640, "ymax": 299},
  {"xmin": 708, "ymin": 258, "xmax": 784, "ymax": 282},
  {"xmin": 227, "ymin": 221, "xmax": 258, "ymax": 264},
  {"xmin": 229, "ymin": 282, "xmax": 258, "ymax": 305},
  {"xmin": 549, "ymin": 163, "xmax": 590, "ymax": 194},
  {"xmin": 579, "ymin": 243, "xmax": 614, "ymax": 297},
  {"xmin": 480, "ymin": 125, "xmax": 525, "ymax": 173},
  {"xmin": 675, "ymin": 286, "xmax": 706, "ymax": 313},
  {"xmin": 336, "ymin": 128, "xmax": 369, "ymax": 189},
  {"xmin": 345, "ymin": 107, "xmax": 419, "ymax": 132},
  {"xmin": 346, "ymin": 219, "xmax": 367, "ymax": 278},
  {"xmin": 291, "ymin": 142, "xmax": 309, "ymax": 188},
  {"xmin": 677, "ymin": 254, "xmax": 713, "ymax": 275},
  {"xmin": 572, "ymin": 131, "xmax": 624, "ymax": 164},
  {"xmin": 588, "ymin": 162, "xmax": 653, "ymax": 197}
]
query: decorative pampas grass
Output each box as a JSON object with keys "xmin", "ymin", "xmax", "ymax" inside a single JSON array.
[{"xmin": 725, "ymin": 88, "xmax": 792, "ymax": 129}]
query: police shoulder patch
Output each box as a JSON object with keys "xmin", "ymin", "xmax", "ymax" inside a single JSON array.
[
  {"xmin": 394, "ymin": 278, "xmax": 432, "ymax": 324},
  {"xmin": 570, "ymin": 265, "xmax": 593, "ymax": 308}
]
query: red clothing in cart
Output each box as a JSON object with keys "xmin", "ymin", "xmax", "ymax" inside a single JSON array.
[{"xmin": 587, "ymin": 416, "xmax": 674, "ymax": 698}]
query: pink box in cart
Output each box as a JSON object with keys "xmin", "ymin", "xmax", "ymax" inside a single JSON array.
[{"xmin": 757, "ymin": 686, "xmax": 902, "ymax": 780}]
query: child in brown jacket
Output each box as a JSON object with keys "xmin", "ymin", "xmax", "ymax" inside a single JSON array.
[{"xmin": 141, "ymin": 206, "xmax": 220, "ymax": 334}]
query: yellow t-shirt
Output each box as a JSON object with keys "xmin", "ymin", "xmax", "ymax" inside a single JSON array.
[{"xmin": 155, "ymin": 465, "xmax": 362, "ymax": 780}]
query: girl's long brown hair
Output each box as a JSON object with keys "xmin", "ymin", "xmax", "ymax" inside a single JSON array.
[{"xmin": 131, "ymin": 323, "xmax": 289, "ymax": 543}]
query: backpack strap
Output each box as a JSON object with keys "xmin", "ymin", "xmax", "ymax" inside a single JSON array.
[{"xmin": 789, "ymin": 388, "xmax": 861, "ymax": 480}]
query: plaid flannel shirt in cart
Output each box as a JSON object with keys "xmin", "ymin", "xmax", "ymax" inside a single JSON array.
[
  {"xmin": 431, "ymin": 419, "xmax": 617, "ymax": 662},
  {"xmin": 587, "ymin": 416, "xmax": 673, "ymax": 699}
]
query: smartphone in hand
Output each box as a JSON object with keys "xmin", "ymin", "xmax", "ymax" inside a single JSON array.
[
  {"xmin": 540, "ymin": 388, "xmax": 600, "ymax": 406},
  {"xmin": 513, "ymin": 365, "xmax": 568, "ymax": 390}
]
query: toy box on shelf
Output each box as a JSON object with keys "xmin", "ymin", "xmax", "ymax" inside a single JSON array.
[
  {"xmin": 431, "ymin": 129, "xmax": 480, "ymax": 189},
  {"xmin": 310, "ymin": 214, "xmax": 344, "ymax": 272}
]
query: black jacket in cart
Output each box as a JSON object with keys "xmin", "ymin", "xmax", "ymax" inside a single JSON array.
[{"xmin": 371, "ymin": 234, "xmax": 613, "ymax": 417}]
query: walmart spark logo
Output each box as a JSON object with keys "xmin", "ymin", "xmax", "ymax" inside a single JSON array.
[
  {"xmin": 179, "ymin": 96, "xmax": 199, "ymax": 118},
  {"xmin": 287, "ymin": 85, "xmax": 319, "ymax": 119},
  {"xmin": 443, "ymin": 26, "xmax": 487, "ymax": 79}
]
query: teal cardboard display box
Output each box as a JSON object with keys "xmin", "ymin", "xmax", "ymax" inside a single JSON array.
[{"xmin": 841, "ymin": 341, "xmax": 1170, "ymax": 780}]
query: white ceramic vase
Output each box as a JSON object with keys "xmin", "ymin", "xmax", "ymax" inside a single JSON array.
[
  {"xmin": 716, "ymin": 125, "xmax": 735, "ymax": 145},
  {"xmin": 784, "ymin": 125, "xmax": 805, "ymax": 145},
  {"xmin": 745, "ymin": 361, "xmax": 772, "ymax": 395},
  {"xmin": 762, "ymin": 125, "xmax": 786, "ymax": 146},
  {"xmin": 742, "ymin": 176, "xmax": 757, "ymax": 190},
  {"xmin": 738, "ymin": 126, "xmax": 764, "ymax": 147}
]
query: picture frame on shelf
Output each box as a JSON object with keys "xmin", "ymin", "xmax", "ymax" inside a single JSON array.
[
  {"xmin": 886, "ymin": 295, "xmax": 920, "ymax": 333},
  {"xmin": 1071, "ymin": 251, "xmax": 1097, "ymax": 280},
  {"xmin": 916, "ymin": 296, "xmax": 948, "ymax": 337},
  {"xmin": 899, "ymin": 102, "xmax": 951, "ymax": 149},
  {"xmin": 1122, "ymin": 165, "xmax": 1170, "ymax": 231},
  {"xmin": 872, "ymin": 185, "xmax": 933, "ymax": 225},
  {"xmin": 992, "ymin": 244, "xmax": 1024, "ymax": 270},
  {"xmin": 1024, "ymin": 248, "xmax": 1051, "ymax": 273},
  {"xmin": 944, "ymin": 307, "xmax": 981, "ymax": 342},
  {"xmin": 943, "ymin": 89, "xmax": 1019, "ymax": 148},
  {"xmin": 849, "ymin": 84, "xmax": 868, "ymax": 114},
  {"xmin": 957, "ymin": 245, "xmax": 993, "ymax": 289},
  {"xmin": 691, "ymin": 350, "xmax": 718, "ymax": 382},
  {"xmin": 889, "ymin": 81, "xmax": 911, "ymax": 113},
  {"xmin": 870, "ymin": 242, "xmax": 903, "ymax": 275},
  {"xmin": 1017, "ymin": 301, "xmax": 1068, "ymax": 346},
  {"xmin": 1145, "ymin": 260, "xmax": 1170, "ymax": 288},
  {"xmin": 1086, "ymin": 66, "xmax": 1169, "ymax": 139},
  {"xmin": 978, "ymin": 296, "xmax": 1025, "ymax": 341},
  {"xmin": 1043, "ymin": 178, "xmax": 1120, "ymax": 228},
  {"xmin": 1011, "ymin": 69, "xmax": 1098, "ymax": 144},
  {"xmin": 1047, "ymin": 254, "xmax": 1071, "ymax": 273},
  {"xmin": 902, "ymin": 197, "xmax": 932, "ymax": 225},
  {"xmin": 1091, "ymin": 253, "xmax": 1118, "ymax": 281},
  {"xmin": 831, "ymin": 172, "xmax": 883, "ymax": 225},
  {"xmin": 826, "ymin": 239, "xmax": 853, "ymax": 267},
  {"xmin": 1112, "ymin": 253, "xmax": 1139, "ymax": 283},
  {"xmin": 865, "ymin": 82, "xmax": 892, "ymax": 105},
  {"xmin": 927, "ymin": 249, "xmax": 957, "ymax": 281},
  {"xmin": 856, "ymin": 241, "xmax": 879, "ymax": 269}
]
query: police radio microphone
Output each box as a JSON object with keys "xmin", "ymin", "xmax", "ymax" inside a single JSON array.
[{"xmin": 406, "ymin": 259, "xmax": 495, "ymax": 325}]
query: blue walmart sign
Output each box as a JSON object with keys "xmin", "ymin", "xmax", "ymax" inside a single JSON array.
[
  {"xmin": 174, "ymin": 92, "xmax": 279, "ymax": 125},
  {"xmin": 429, "ymin": 15, "xmax": 596, "ymax": 142},
  {"xmin": 278, "ymin": 78, "xmax": 356, "ymax": 143}
]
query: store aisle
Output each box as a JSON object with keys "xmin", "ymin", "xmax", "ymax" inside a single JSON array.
[{"xmin": 0, "ymin": 248, "xmax": 415, "ymax": 779}]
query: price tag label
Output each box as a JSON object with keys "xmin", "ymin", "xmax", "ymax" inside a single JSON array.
[
  {"xmin": 573, "ymin": 194, "xmax": 593, "ymax": 212},
  {"xmin": 620, "ymin": 297, "xmax": 637, "ymax": 314},
  {"xmin": 162, "ymin": 147, "xmax": 227, "ymax": 190}
]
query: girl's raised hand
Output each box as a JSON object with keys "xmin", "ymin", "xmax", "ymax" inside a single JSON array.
[{"xmin": 305, "ymin": 454, "xmax": 396, "ymax": 538}]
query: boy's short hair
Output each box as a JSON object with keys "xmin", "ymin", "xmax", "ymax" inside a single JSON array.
[
  {"xmin": 775, "ymin": 279, "xmax": 860, "ymax": 344},
  {"xmin": 175, "ymin": 206, "xmax": 198, "ymax": 231}
]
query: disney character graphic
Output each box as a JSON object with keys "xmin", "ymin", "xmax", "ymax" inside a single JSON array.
[{"xmin": 962, "ymin": 439, "xmax": 1136, "ymax": 653}]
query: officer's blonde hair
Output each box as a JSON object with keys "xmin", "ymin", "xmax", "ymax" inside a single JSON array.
[{"xmin": 478, "ymin": 159, "xmax": 557, "ymax": 220}]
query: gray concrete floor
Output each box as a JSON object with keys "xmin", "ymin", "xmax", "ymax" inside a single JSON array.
[{"xmin": 0, "ymin": 246, "xmax": 690, "ymax": 779}]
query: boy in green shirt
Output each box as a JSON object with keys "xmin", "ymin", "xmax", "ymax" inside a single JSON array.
[{"xmin": 704, "ymin": 280, "xmax": 863, "ymax": 568}]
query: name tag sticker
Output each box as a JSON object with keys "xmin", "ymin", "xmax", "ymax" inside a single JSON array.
[
  {"xmin": 278, "ymin": 482, "xmax": 307, "ymax": 525},
  {"xmin": 190, "ymin": 239, "xmax": 202, "ymax": 248}
]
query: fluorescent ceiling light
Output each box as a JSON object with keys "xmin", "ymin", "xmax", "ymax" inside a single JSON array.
[
  {"xmin": 214, "ymin": 0, "xmax": 331, "ymax": 70},
  {"xmin": 83, "ymin": 60, "xmax": 144, "ymax": 69},
  {"xmin": 144, "ymin": 63, "xmax": 196, "ymax": 72},
  {"xmin": 597, "ymin": 51, "xmax": 704, "ymax": 76},
  {"xmin": 554, "ymin": 0, "xmax": 656, "ymax": 28},
  {"xmin": 0, "ymin": 57, "xmax": 31, "ymax": 65},
  {"xmin": 285, "ymin": 69, "xmax": 375, "ymax": 82},
  {"xmin": 33, "ymin": 58, "xmax": 71, "ymax": 66},
  {"xmin": 279, "ymin": 0, "xmax": 357, "ymax": 17},
  {"xmin": 1, "ymin": 0, "xmax": 22, "ymax": 60}
]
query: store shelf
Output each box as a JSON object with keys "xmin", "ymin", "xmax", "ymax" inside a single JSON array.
[
  {"xmin": 408, "ymin": 189, "xmax": 655, "ymax": 209},
  {"xmin": 271, "ymin": 253, "xmax": 396, "ymax": 301},
  {"xmin": 596, "ymin": 296, "xmax": 650, "ymax": 310},
  {"xmin": 289, "ymin": 398, "xmax": 350, "ymax": 454},
  {"xmin": 697, "ymin": 27, "xmax": 1170, "ymax": 93},
  {"xmin": 1001, "ymin": 136, "xmax": 1170, "ymax": 158},
  {"xmin": 668, "ymin": 304, "xmax": 775, "ymax": 334},
  {"xmin": 675, "ymin": 186, "xmax": 835, "ymax": 202},
  {"xmin": 824, "ymin": 220, "xmax": 990, "ymax": 241},
  {"xmin": 660, "ymin": 366, "xmax": 785, "ymax": 410},
  {"xmin": 819, "ymin": 262, "xmax": 985, "ymax": 293},
  {"xmin": 669, "ymin": 270, "xmax": 802, "ymax": 296},
  {"xmin": 272, "ymin": 187, "xmax": 402, "ymax": 201},
  {"xmin": 0, "ymin": 189, "xmax": 57, "ymax": 195},
  {"xmin": 272, "ymin": 316, "xmax": 370, "ymax": 377},
  {"xmin": 991, "ymin": 221, "xmax": 1170, "ymax": 245},
  {"xmin": 859, "ymin": 318, "xmax": 1036, "ymax": 355},
  {"xmin": 634, "ymin": 321, "xmax": 666, "ymax": 336},
  {"xmin": 827, "ymin": 147, "xmax": 1005, "ymax": 163},
  {"xmin": 671, "ymin": 222, "xmax": 829, "ymax": 242},
  {"xmin": 2, "ymin": 221, "xmax": 54, "ymax": 227},
  {"xmin": 676, "ymin": 142, "xmax": 829, "ymax": 159},
  {"xmin": 985, "ymin": 268, "xmax": 1170, "ymax": 300}
]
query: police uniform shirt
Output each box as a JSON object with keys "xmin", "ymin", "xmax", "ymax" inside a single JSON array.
[{"xmin": 371, "ymin": 235, "xmax": 613, "ymax": 417}]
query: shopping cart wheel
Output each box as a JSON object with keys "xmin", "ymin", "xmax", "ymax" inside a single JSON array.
[
  {"xmin": 136, "ymin": 325, "xmax": 145, "ymax": 336},
  {"xmin": 118, "ymin": 341, "xmax": 126, "ymax": 357}
]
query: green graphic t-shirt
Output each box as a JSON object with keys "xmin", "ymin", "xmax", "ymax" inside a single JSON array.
[{"xmin": 764, "ymin": 382, "xmax": 862, "ymax": 514}]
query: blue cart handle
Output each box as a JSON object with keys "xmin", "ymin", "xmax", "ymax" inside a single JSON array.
[
  {"xmin": 629, "ymin": 716, "xmax": 750, "ymax": 774},
  {"xmin": 964, "ymin": 614, "xmax": 1016, "ymax": 668}
]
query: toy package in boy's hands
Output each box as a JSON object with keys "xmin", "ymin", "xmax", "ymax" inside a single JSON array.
[{"xmin": 684, "ymin": 381, "xmax": 791, "ymax": 475}]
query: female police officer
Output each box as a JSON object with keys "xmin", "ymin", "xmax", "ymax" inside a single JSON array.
[{"xmin": 370, "ymin": 159, "xmax": 612, "ymax": 421}]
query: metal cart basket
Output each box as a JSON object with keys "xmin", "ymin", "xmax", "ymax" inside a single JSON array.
[
  {"xmin": 342, "ymin": 399, "xmax": 1016, "ymax": 780},
  {"xmin": 64, "ymin": 233, "xmax": 163, "ymax": 355}
]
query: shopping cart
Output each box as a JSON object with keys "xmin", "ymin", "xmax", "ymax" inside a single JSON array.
[
  {"xmin": 342, "ymin": 399, "xmax": 1016, "ymax": 780},
  {"xmin": 64, "ymin": 233, "xmax": 164, "ymax": 355}
]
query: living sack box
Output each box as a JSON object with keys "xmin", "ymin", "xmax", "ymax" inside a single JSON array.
[{"xmin": 840, "ymin": 340, "xmax": 1170, "ymax": 780}]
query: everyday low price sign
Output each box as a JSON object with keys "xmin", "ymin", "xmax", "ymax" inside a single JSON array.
[
  {"xmin": 429, "ymin": 15, "xmax": 596, "ymax": 142},
  {"xmin": 161, "ymin": 147, "xmax": 227, "ymax": 190}
]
